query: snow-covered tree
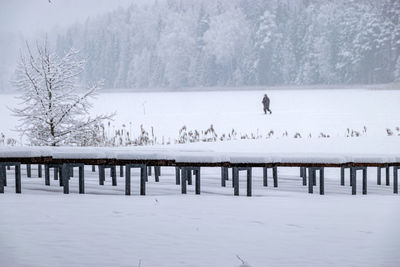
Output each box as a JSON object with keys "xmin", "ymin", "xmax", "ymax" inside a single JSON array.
[
  {"xmin": 11, "ymin": 40, "xmax": 114, "ymax": 146},
  {"xmin": 28, "ymin": 0, "xmax": 399, "ymax": 88}
]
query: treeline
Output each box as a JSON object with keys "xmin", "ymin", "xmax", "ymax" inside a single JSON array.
[{"xmin": 54, "ymin": 0, "xmax": 400, "ymax": 88}]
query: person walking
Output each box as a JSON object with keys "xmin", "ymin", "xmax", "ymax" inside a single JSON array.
[{"xmin": 262, "ymin": 94, "xmax": 272, "ymax": 114}]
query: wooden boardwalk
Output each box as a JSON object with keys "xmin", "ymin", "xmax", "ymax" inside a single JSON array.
[{"xmin": 1, "ymin": 151, "xmax": 399, "ymax": 196}]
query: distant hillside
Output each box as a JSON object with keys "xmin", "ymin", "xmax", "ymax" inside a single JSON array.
[{"xmin": 3, "ymin": 0, "xmax": 400, "ymax": 90}]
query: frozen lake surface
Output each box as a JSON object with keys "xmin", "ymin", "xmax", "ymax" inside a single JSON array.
[
  {"xmin": 1, "ymin": 87, "xmax": 400, "ymax": 266},
  {"xmin": 1, "ymin": 165, "xmax": 400, "ymax": 267},
  {"xmin": 1, "ymin": 88, "xmax": 399, "ymax": 142}
]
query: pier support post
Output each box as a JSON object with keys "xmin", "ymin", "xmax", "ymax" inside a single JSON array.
[
  {"xmin": 14, "ymin": 163, "xmax": 21, "ymax": 194},
  {"xmin": 79, "ymin": 164, "xmax": 85, "ymax": 194},
  {"xmin": 319, "ymin": 168, "xmax": 324, "ymax": 195},
  {"xmin": 233, "ymin": 167, "xmax": 239, "ymax": 196},
  {"xmin": 125, "ymin": 166, "xmax": 131, "ymax": 195},
  {"xmin": 351, "ymin": 167, "xmax": 356, "ymax": 195},
  {"xmin": 187, "ymin": 169, "xmax": 193, "ymax": 185},
  {"xmin": 61, "ymin": 164, "xmax": 69, "ymax": 194},
  {"xmin": 45, "ymin": 165, "xmax": 50, "ymax": 186},
  {"xmin": 247, "ymin": 168, "xmax": 252, "ymax": 197},
  {"xmin": 386, "ymin": 167, "xmax": 390, "ymax": 186},
  {"xmin": 181, "ymin": 167, "xmax": 187, "ymax": 194},
  {"xmin": 38, "ymin": 164, "xmax": 42, "ymax": 178},
  {"xmin": 221, "ymin": 167, "xmax": 227, "ymax": 187},
  {"xmin": 175, "ymin": 167, "xmax": 180, "ymax": 185},
  {"xmin": 54, "ymin": 168, "xmax": 58, "ymax": 180},
  {"xmin": 99, "ymin": 166, "xmax": 105, "ymax": 185},
  {"xmin": 0, "ymin": 165, "xmax": 5, "ymax": 193},
  {"xmin": 341, "ymin": 167, "xmax": 345, "ymax": 186},
  {"xmin": 27, "ymin": 164, "xmax": 31, "ymax": 178},
  {"xmin": 140, "ymin": 165, "xmax": 147, "ymax": 195},
  {"xmin": 362, "ymin": 168, "xmax": 367, "ymax": 195},
  {"xmin": 111, "ymin": 166, "xmax": 117, "ymax": 186},
  {"xmin": 394, "ymin": 167, "xmax": 399, "ymax": 194},
  {"xmin": 2, "ymin": 165, "xmax": 7, "ymax": 187},
  {"xmin": 377, "ymin": 167, "xmax": 381, "ymax": 185},
  {"xmin": 263, "ymin": 167, "xmax": 268, "ymax": 187},
  {"xmin": 155, "ymin": 166, "xmax": 160, "ymax": 182},
  {"xmin": 195, "ymin": 168, "xmax": 201, "ymax": 195},
  {"xmin": 301, "ymin": 167, "xmax": 307, "ymax": 186}
]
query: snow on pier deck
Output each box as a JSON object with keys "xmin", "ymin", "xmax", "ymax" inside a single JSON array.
[{"xmin": 1, "ymin": 137, "xmax": 399, "ymax": 196}]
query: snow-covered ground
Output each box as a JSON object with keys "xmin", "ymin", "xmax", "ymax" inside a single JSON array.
[
  {"xmin": 1, "ymin": 88, "xmax": 400, "ymax": 267},
  {"xmin": 1, "ymin": 88, "xmax": 399, "ymax": 142},
  {"xmin": 1, "ymin": 165, "xmax": 400, "ymax": 267}
]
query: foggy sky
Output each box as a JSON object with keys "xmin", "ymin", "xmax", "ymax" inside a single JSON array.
[{"xmin": 0, "ymin": 0, "xmax": 141, "ymax": 36}]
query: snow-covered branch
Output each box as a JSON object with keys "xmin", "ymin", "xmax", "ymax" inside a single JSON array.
[{"xmin": 11, "ymin": 39, "xmax": 114, "ymax": 146}]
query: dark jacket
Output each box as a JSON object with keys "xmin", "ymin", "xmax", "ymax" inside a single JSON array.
[{"xmin": 262, "ymin": 95, "xmax": 270, "ymax": 107}]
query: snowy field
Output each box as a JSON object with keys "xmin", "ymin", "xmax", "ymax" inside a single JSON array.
[
  {"xmin": 1, "ymin": 87, "xmax": 400, "ymax": 267},
  {"xmin": 1, "ymin": 165, "xmax": 400, "ymax": 267},
  {"xmin": 1, "ymin": 87, "xmax": 400, "ymax": 142}
]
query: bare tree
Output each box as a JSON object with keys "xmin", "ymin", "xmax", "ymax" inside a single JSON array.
[{"xmin": 11, "ymin": 39, "xmax": 114, "ymax": 146}]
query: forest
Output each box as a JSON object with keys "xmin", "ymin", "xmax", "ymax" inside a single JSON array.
[{"xmin": 51, "ymin": 0, "xmax": 400, "ymax": 89}]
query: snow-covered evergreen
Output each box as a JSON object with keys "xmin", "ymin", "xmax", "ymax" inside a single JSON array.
[{"xmin": 45, "ymin": 0, "xmax": 400, "ymax": 89}]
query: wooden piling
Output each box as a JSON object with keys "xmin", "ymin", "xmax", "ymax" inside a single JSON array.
[
  {"xmin": 313, "ymin": 169, "xmax": 316, "ymax": 186},
  {"xmin": 38, "ymin": 164, "xmax": 42, "ymax": 178},
  {"xmin": 111, "ymin": 166, "xmax": 117, "ymax": 186},
  {"xmin": 273, "ymin": 167, "xmax": 278, "ymax": 187},
  {"xmin": 140, "ymin": 165, "xmax": 147, "ymax": 195},
  {"xmin": 247, "ymin": 168, "xmax": 252, "ymax": 197},
  {"xmin": 125, "ymin": 166, "xmax": 131, "ymax": 195},
  {"xmin": 27, "ymin": 164, "xmax": 31, "ymax": 178},
  {"xmin": 3, "ymin": 165, "xmax": 7, "ymax": 187},
  {"xmin": 341, "ymin": 166, "xmax": 345, "ymax": 186},
  {"xmin": 79, "ymin": 165, "xmax": 84, "ymax": 194},
  {"xmin": 181, "ymin": 167, "xmax": 187, "ymax": 194},
  {"xmin": 319, "ymin": 168, "xmax": 324, "ymax": 195},
  {"xmin": 175, "ymin": 167, "xmax": 180, "ymax": 185},
  {"xmin": 62, "ymin": 164, "xmax": 69, "ymax": 194},
  {"xmin": 394, "ymin": 167, "xmax": 398, "ymax": 194},
  {"xmin": 351, "ymin": 167, "xmax": 356, "ymax": 195},
  {"xmin": 45, "ymin": 165, "xmax": 50, "ymax": 186},
  {"xmin": 195, "ymin": 168, "xmax": 200, "ymax": 195},
  {"xmin": 187, "ymin": 169, "xmax": 193, "ymax": 185},
  {"xmin": 0, "ymin": 165, "xmax": 5, "ymax": 193},
  {"xmin": 221, "ymin": 167, "xmax": 226, "ymax": 187},
  {"xmin": 99, "ymin": 166, "xmax": 105, "ymax": 185},
  {"xmin": 155, "ymin": 166, "xmax": 160, "ymax": 182},
  {"xmin": 386, "ymin": 167, "xmax": 390, "ymax": 186},
  {"xmin": 54, "ymin": 168, "xmax": 58, "ymax": 180},
  {"xmin": 377, "ymin": 167, "xmax": 381, "ymax": 185},
  {"xmin": 362, "ymin": 168, "xmax": 367, "ymax": 195},
  {"xmin": 263, "ymin": 167, "xmax": 268, "ymax": 187},
  {"xmin": 233, "ymin": 167, "xmax": 239, "ymax": 196},
  {"xmin": 302, "ymin": 167, "xmax": 307, "ymax": 186}
]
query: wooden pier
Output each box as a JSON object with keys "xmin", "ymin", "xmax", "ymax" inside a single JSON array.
[{"xmin": 0, "ymin": 148, "xmax": 399, "ymax": 196}]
